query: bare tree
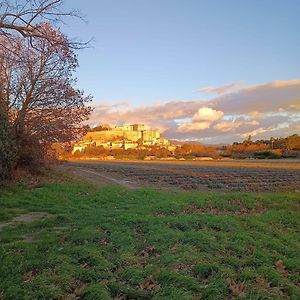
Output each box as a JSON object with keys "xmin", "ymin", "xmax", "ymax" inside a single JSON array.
[
  {"xmin": 0, "ymin": 0, "xmax": 89, "ymax": 49},
  {"xmin": 0, "ymin": 1, "xmax": 92, "ymax": 179},
  {"xmin": 1, "ymin": 23, "xmax": 92, "ymax": 147}
]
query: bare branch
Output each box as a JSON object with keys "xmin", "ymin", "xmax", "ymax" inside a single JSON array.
[
  {"xmin": 1, "ymin": 23, "xmax": 92, "ymax": 144},
  {"xmin": 0, "ymin": 0, "xmax": 90, "ymax": 49}
]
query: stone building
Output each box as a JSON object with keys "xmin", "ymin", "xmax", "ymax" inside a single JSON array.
[{"xmin": 72, "ymin": 123, "xmax": 172, "ymax": 153}]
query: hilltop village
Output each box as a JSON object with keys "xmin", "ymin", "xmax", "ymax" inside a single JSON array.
[
  {"xmin": 72, "ymin": 124, "xmax": 175, "ymax": 153},
  {"xmin": 68, "ymin": 126, "xmax": 300, "ymax": 161}
]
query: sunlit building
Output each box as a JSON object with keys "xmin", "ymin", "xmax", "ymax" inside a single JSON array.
[{"xmin": 72, "ymin": 124, "xmax": 172, "ymax": 153}]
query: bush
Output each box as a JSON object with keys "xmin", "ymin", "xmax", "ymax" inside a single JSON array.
[
  {"xmin": 282, "ymin": 150, "xmax": 300, "ymax": 158},
  {"xmin": 253, "ymin": 151, "xmax": 281, "ymax": 159},
  {"xmin": 17, "ymin": 135, "xmax": 49, "ymax": 174},
  {"xmin": 0, "ymin": 110, "xmax": 17, "ymax": 184}
]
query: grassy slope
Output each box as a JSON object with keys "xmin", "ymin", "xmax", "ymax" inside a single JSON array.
[{"xmin": 0, "ymin": 177, "xmax": 299, "ymax": 300}]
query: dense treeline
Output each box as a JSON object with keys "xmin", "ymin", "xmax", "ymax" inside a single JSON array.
[{"xmin": 223, "ymin": 134, "xmax": 300, "ymax": 159}]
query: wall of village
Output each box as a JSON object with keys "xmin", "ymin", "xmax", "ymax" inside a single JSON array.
[
  {"xmin": 83, "ymin": 130, "xmax": 142, "ymax": 142},
  {"xmin": 73, "ymin": 124, "xmax": 171, "ymax": 153}
]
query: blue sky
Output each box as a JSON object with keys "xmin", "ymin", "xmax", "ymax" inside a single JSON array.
[{"xmin": 63, "ymin": 0, "xmax": 300, "ymax": 142}]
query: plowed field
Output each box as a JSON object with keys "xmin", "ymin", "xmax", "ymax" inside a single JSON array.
[{"xmin": 64, "ymin": 159, "xmax": 300, "ymax": 192}]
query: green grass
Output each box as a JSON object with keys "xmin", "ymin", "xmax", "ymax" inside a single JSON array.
[{"xmin": 0, "ymin": 177, "xmax": 299, "ymax": 299}]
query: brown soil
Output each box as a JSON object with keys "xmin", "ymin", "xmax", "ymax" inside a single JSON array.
[
  {"xmin": 138, "ymin": 245, "xmax": 157, "ymax": 257},
  {"xmin": 61, "ymin": 160, "xmax": 300, "ymax": 192},
  {"xmin": 139, "ymin": 276, "xmax": 161, "ymax": 292}
]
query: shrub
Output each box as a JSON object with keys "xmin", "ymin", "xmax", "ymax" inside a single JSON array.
[
  {"xmin": 253, "ymin": 151, "xmax": 281, "ymax": 159},
  {"xmin": 282, "ymin": 150, "xmax": 300, "ymax": 158},
  {"xmin": 16, "ymin": 135, "xmax": 49, "ymax": 174}
]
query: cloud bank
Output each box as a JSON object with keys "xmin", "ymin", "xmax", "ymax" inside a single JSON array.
[{"xmin": 89, "ymin": 79, "xmax": 300, "ymax": 144}]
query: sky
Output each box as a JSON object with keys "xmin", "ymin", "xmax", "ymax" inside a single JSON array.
[{"xmin": 63, "ymin": 0, "xmax": 300, "ymax": 143}]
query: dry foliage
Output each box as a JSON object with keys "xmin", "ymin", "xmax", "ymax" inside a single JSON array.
[
  {"xmin": 23, "ymin": 268, "xmax": 39, "ymax": 283},
  {"xmin": 138, "ymin": 245, "xmax": 157, "ymax": 257},
  {"xmin": 227, "ymin": 278, "xmax": 245, "ymax": 297},
  {"xmin": 139, "ymin": 276, "xmax": 161, "ymax": 292},
  {"xmin": 275, "ymin": 260, "xmax": 289, "ymax": 277}
]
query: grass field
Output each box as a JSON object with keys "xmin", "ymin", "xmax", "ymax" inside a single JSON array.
[{"xmin": 0, "ymin": 174, "xmax": 300, "ymax": 299}]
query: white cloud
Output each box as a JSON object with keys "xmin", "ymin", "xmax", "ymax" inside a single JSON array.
[
  {"xmin": 192, "ymin": 107, "xmax": 224, "ymax": 122},
  {"xmin": 176, "ymin": 107, "xmax": 224, "ymax": 133}
]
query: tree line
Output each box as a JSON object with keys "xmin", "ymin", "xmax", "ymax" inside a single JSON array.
[{"xmin": 222, "ymin": 134, "xmax": 300, "ymax": 159}]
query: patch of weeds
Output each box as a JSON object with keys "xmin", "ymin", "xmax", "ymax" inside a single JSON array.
[
  {"xmin": 201, "ymin": 276, "xmax": 228, "ymax": 300},
  {"xmin": 80, "ymin": 283, "xmax": 111, "ymax": 300},
  {"xmin": 157, "ymin": 270, "xmax": 200, "ymax": 292},
  {"xmin": 153, "ymin": 287, "xmax": 195, "ymax": 299},
  {"xmin": 239, "ymin": 267, "xmax": 257, "ymax": 283},
  {"xmin": 70, "ymin": 246, "xmax": 111, "ymax": 269},
  {"xmin": 67, "ymin": 228, "xmax": 98, "ymax": 245},
  {"xmin": 119, "ymin": 267, "xmax": 148, "ymax": 286},
  {"xmin": 192, "ymin": 263, "xmax": 219, "ymax": 280},
  {"xmin": 108, "ymin": 281, "xmax": 152, "ymax": 299}
]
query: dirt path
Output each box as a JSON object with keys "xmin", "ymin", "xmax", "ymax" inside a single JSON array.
[
  {"xmin": 62, "ymin": 165, "xmax": 138, "ymax": 189},
  {"xmin": 0, "ymin": 212, "xmax": 51, "ymax": 231}
]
